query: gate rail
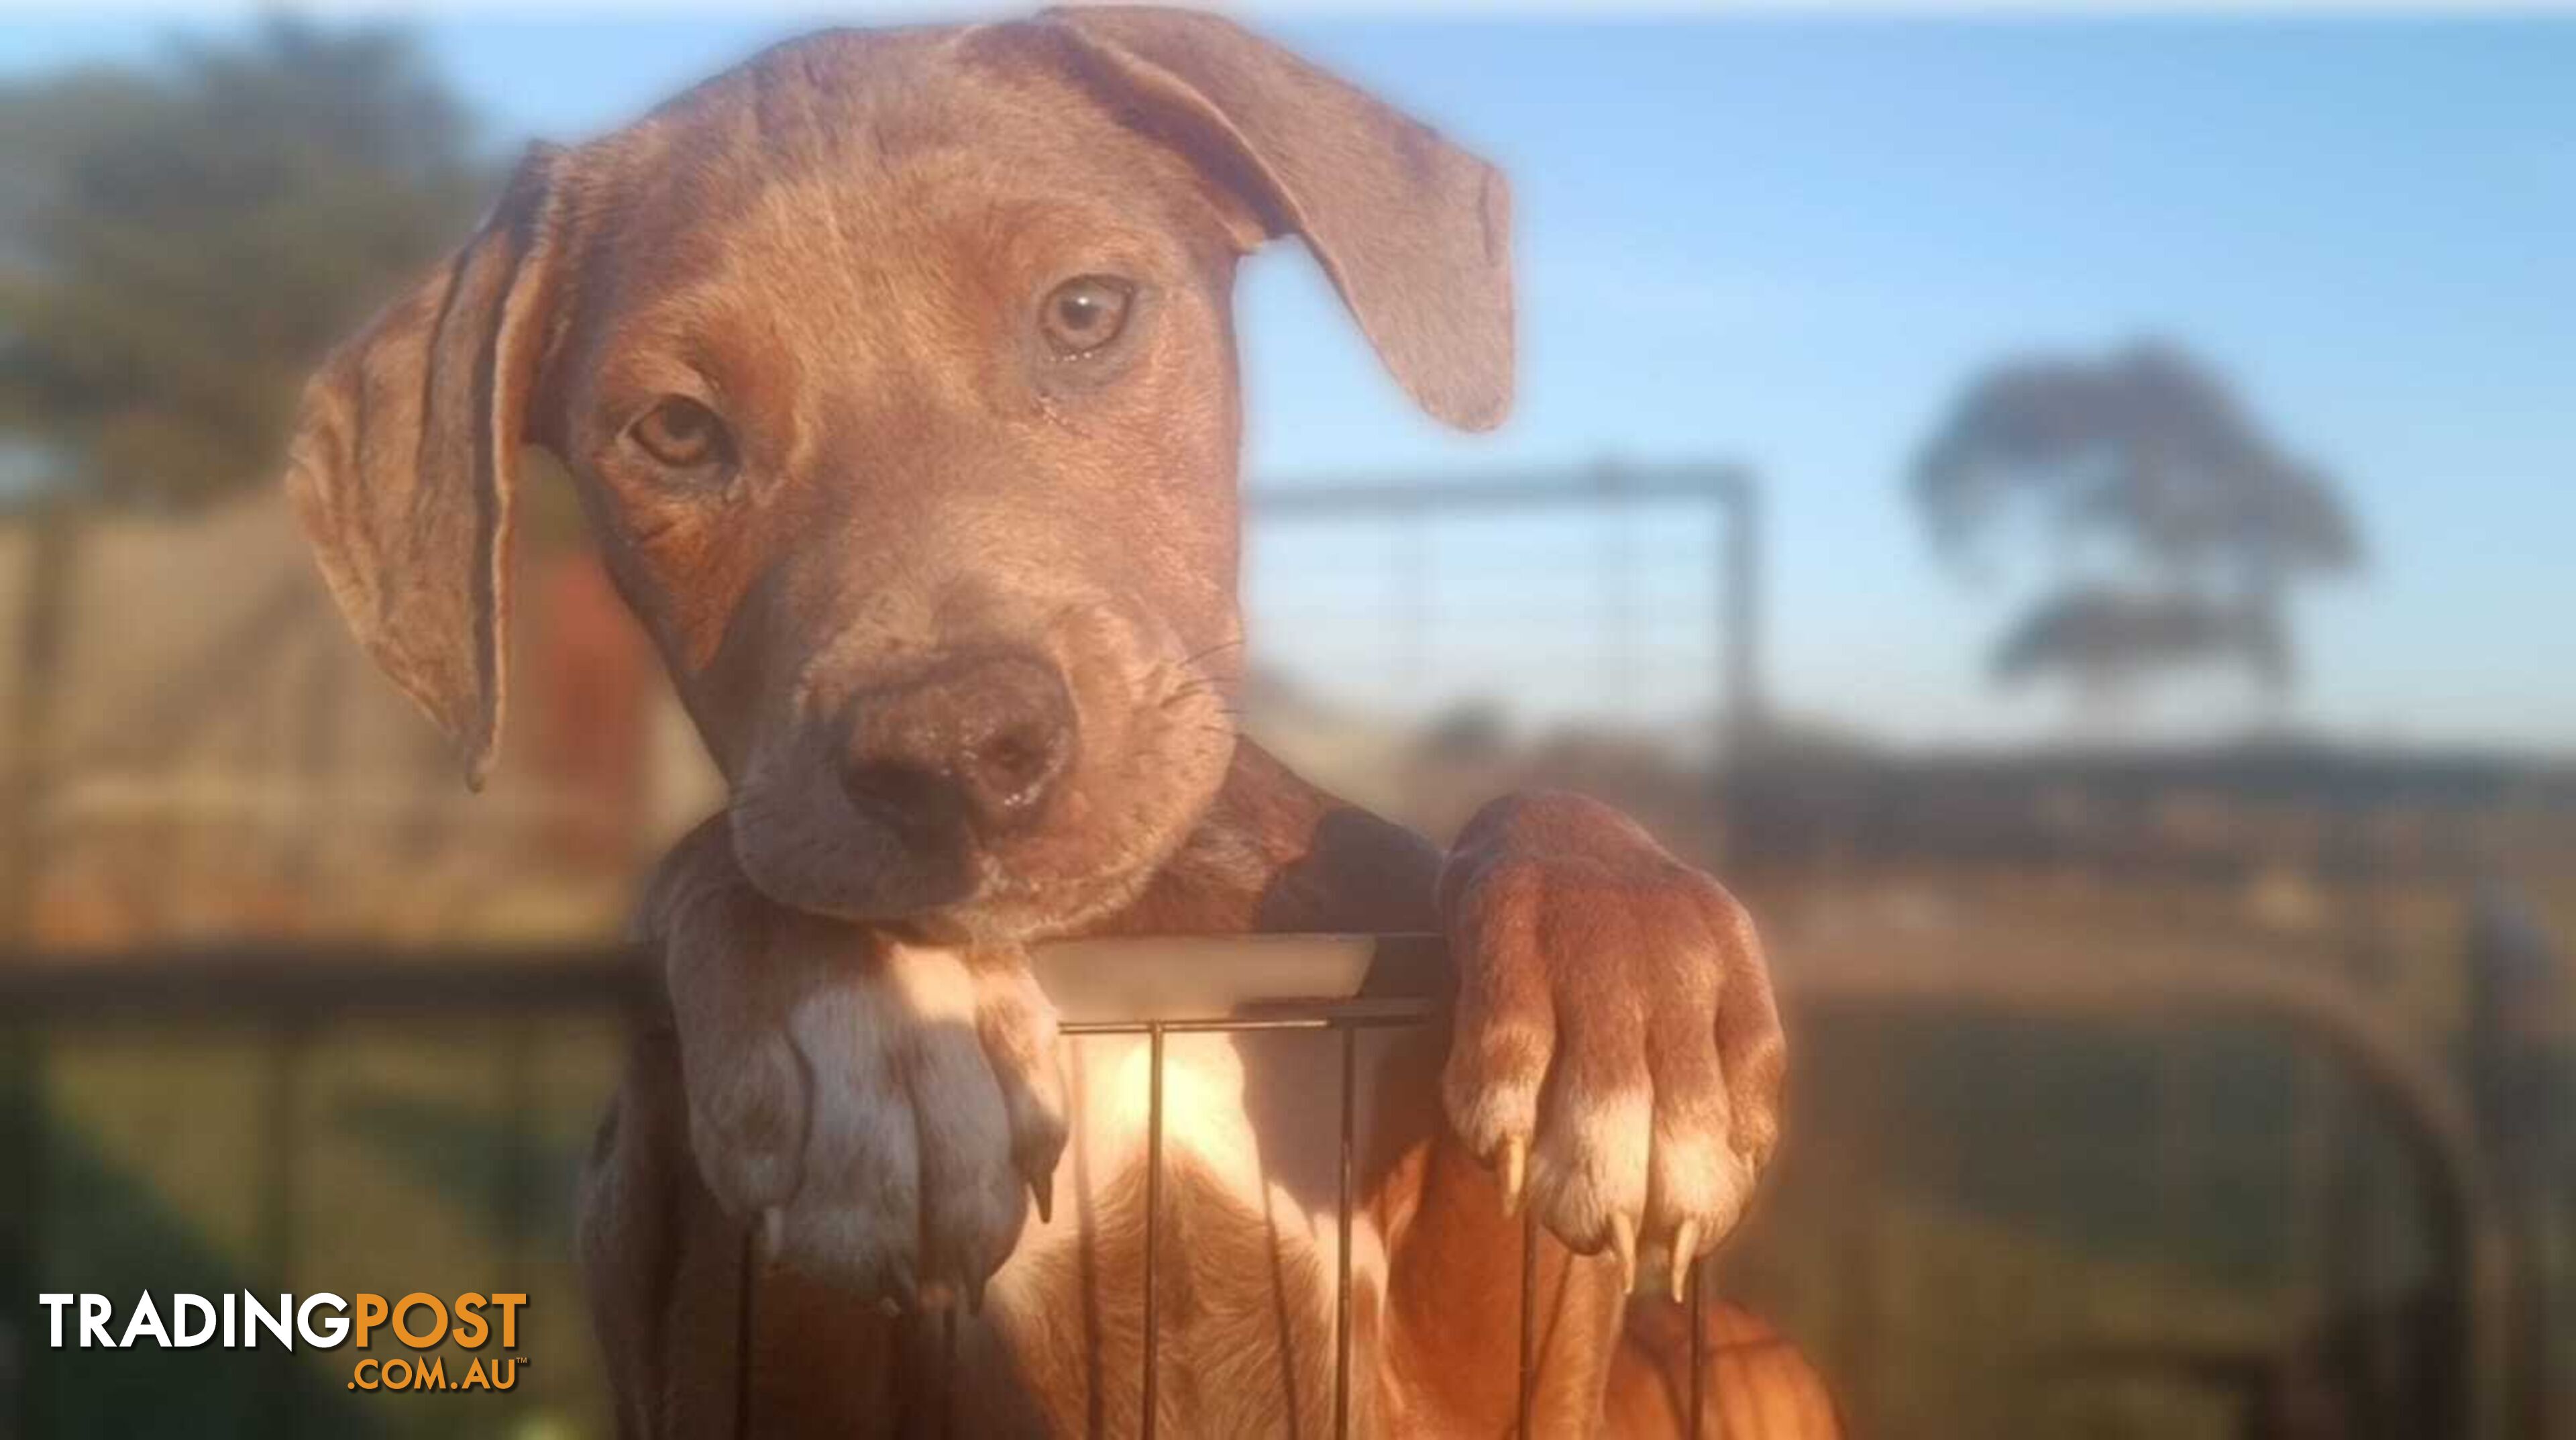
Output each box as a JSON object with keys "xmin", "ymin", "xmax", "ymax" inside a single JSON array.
[{"xmin": 0, "ymin": 936, "xmax": 2516, "ymax": 1438}]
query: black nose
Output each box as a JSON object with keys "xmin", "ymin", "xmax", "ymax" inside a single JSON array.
[{"xmin": 839, "ymin": 652, "xmax": 1076, "ymax": 838}]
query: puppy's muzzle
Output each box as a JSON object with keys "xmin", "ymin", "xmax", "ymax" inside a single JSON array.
[{"xmin": 838, "ymin": 651, "xmax": 1077, "ymax": 842}]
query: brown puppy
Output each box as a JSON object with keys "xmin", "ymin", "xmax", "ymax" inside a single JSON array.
[{"xmin": 282, "ymin": 8, "xmax": 1831, "ymax": 1435}]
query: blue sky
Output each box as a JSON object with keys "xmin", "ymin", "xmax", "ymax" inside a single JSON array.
[{"xmin": 7, "ymin": 11, "xmax": 2571, "ymax": 753}]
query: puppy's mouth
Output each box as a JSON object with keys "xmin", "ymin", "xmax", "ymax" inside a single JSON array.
[{"xmin": 726, "ymin": 649, "xmax": 1238, "ymax": 940}]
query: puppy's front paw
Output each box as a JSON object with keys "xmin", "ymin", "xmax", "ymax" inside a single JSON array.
[
  {"xmin": 650, "ymin": 827, "xmax": 1066, "ymax": 1308},
  {"xmin": 1437, "ymin": 793, "xmax": 1784, "ymax": 1298}
]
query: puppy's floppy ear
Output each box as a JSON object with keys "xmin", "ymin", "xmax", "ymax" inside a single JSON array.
[
  {"xmin": 283, "ymin": 144, "xmax": 571, "ymax": 790},
  {"xmin": 1037, "ymin": 6, "xmax": 1514, "ymax": 430}
]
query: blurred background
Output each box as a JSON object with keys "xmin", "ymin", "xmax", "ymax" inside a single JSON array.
[{"xmin": 1, "ymin": 5, "xmax": 2570, "ymax": 1437}]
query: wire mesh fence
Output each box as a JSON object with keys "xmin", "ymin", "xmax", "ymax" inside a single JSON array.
[
  {"xmin": 731, "ymin": 998, "xmax": 1723, "ymax": 1439},
  {"xmin": 1244, "ymin": 464, "xmax": 1764, "ymax": 766}
]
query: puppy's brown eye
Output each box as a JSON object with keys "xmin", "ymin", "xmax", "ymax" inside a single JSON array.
[
  {"xmin": 1039, "ymin": 275, "xmax": 1134, "ymax": 358},
  {"xmin": 630, "ymin": 397, "xmax": 731, "ymax": 469}
]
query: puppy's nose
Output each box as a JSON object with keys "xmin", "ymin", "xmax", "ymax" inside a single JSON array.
[{"xmin": 840, "ymin": 653, "xmax": 1076, "ymax": 837}]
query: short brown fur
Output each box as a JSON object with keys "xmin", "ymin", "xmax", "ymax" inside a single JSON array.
[{"xmin": 285, "ymin": 8, "xmax": 1835, "ymax": 1435}]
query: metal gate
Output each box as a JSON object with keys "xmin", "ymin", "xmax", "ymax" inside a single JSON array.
[
  {"xmin": 1, "ymin": 934, "xmax": 2516, "ymax": 1439},
  {"xmin": 731, "ymin": 988, "xmax": 1727, "ymax": 1439}
]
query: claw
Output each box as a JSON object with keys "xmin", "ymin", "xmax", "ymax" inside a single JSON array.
[
  {"xmin": 1669, "ymin": 1220, "xmax": 1701, "ymax": 1305},
  {"xmin": 757, "ymin": 1206, "xmax": 786, "ymax": 1264},
  {"xmin": 1032, "ymin": 1171, "xmax": 1055, "ymax": 1227},
  {"xmin": 966, "ymin": 1272, "xmax": 989, "ymax": 1317},
  {"xmin": 1610, "ymin": 1213, "xmax": 1638, "ymax": 1295},
  {"xmin": 1497, "ymin": 1137, "xmax": 1527, "ymax": 1218}
]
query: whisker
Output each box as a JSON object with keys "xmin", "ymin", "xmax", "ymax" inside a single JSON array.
[
  {"xmin": 1176, "ymin": 637, "xmax": 1248, "ymax": 669},
  {"xmin": 1160, "ymin": 678, "xmax": 1247, "ymax": 711}
]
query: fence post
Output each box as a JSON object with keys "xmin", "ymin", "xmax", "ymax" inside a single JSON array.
[
  {"xmin": 1718, "ymin": 469, "xmax": 1764, "ymax": 766},
  {"xmin": 258, "ymin": 1019, "xmax": 311, "ymax": 1438},
  {"xmin": 0, "ymin": 1025, "xmax": 43, "ymax": 1440},
  {"xmin": 1, "ymin": 507, "xmax": 76, "ymax": 1440},
  {"xmin": 2465, "ymin": 880, "xmax": 2565, "ymax": 1440}
]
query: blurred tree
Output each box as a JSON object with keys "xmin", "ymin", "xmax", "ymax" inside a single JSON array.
[
  {"xmin": 0, "ymin": 22, "xmax": 490, "ymax": 953},
  {"xmin": 1910, "ymin": 340, "xmax": 2362, "ymax": 707},
  {"xmin": 0, "ymin": 18, "xmax": 485, "ymax": 509}
]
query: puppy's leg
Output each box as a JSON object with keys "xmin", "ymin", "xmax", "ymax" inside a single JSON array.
[
  {"xmin": 645, "ymin": 817, "xmax": 1067, "ymax": 1308},
  {"xmin": 579, "ymin": 1027, "xmax": 922, "ymax": 1439},
  {"xmin": 583, "ymin": 820, "xmax": 1072, "ymax": 1432},
  {"xmin": 1367, "ymin": 1020, "xmax": 1632, "ymax": 1435},
  {"xmin": 1108, "ymin": 747, "xmax": 1647, "ymax": 1429},
  {"xmin": 1122, "ymin": 745, "xmax": 1795, "ymax": 1432},
  {"xmin": 1436, "ymin": 794, "xmax": 1784, "ymax": 1299},
  {"xmin": 1606, "ymin": 1299, "xmax": 1843, "ymax": 1439}
]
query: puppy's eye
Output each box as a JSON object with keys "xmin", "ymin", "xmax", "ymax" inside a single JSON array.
[
  {"xmin": 1039, "ymin": 275, "xmax": 1134, "ymax": 358},
  {"xmin": 629, "ymin": 397, "xmax": 732, "ymax": 470}
]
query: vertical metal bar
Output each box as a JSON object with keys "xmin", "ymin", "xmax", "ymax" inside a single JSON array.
[
  {"xmin": 941, "ymin": 1305, "xmax": 959, "ymax": 1440},
  {"xmin": 7, "ymin": 510, "xmax": 72, "ymax": 1440},
  {"xmin": 262, "ymin": 1020, "xmax": 308, "ymax": 1439},
  {"xmin": 1603, "ymin": 502, "xmax": 1633, "ymax": 711},
  {"xmin": 734, "ymin": 1226, "xmax": 757, "ymax": 1440},
  {"xmin": 499, "ymin": 1019, "xmax": 537, "ymax": 1433},
  {"xmin": 1411, "ymin": 507, "xmax": 1430, "ymax": 669},
  {"xmin": 500, "ymin": 1020, "xmax": 535, "ymax": 1280},
  {"xmin": 1686, "ymin": 1255, "xmax": 1707, "ymax": 1438},
  {"xmin": 3, "ymin": 1023, "xmax": 48, "ymax": 1440},
  {"xmin": 1719, "ymin": 472, "xmax": 1764, "ymax": 762},
  {"xmin": 1515, "ymin": 1211, "xmax": 1538, "ymax": 1437},
  {"xmin": 1140, "ymin": 1024, "xmax": 1165, "ymax": 1440},
  {"xmin": 1334, "ymin": 1025, "xmax": 1356, "ymax": 1440}
]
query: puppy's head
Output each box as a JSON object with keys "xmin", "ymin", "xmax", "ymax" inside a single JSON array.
[{"xmin": 283, "ymin": 7, "xmax": 1511, "ymax": 939}]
